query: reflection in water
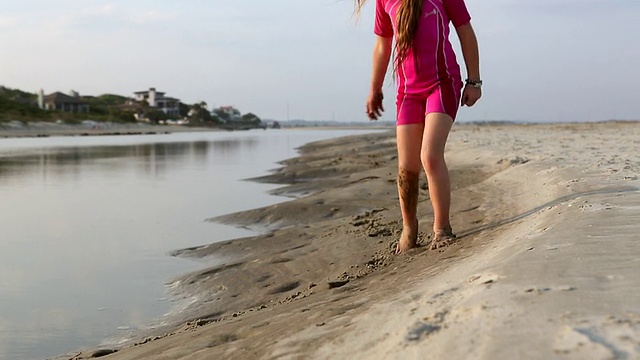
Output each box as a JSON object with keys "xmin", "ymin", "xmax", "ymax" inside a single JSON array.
[
  {"xmin": 0, "ymin": 138, "xmax": 259, "ymax": 184},
  {"xmin": 0, "ymin": 129, "xmax": 378, "ymax": 360}
]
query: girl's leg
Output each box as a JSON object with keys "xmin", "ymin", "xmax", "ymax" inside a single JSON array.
[
  {"xmin": 420, "ymin": 112, "xmax": 454, "ymax": 233},
  {"xmin": 395, "ymin": 123, "xmax": 424, "ymax": 253}
]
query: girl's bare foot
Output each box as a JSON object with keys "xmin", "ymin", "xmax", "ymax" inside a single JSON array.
[
  {"xmin": 429, "ymin": 225, "xmax": 457, "ymax": 250},
  {"xmin": 396, "ymin": 220, "xmax": 419, "ymax": 254}
]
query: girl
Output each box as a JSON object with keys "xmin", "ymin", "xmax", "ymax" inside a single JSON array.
[{"xmin": 356, "ymin": 0, "xmax": 482, "ymax": 253}]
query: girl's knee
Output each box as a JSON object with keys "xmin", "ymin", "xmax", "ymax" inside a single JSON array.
[
  {"xmin": 398, "ymin": 166, "xmax": 420, "ymax": 182},
  {"xmin": 420, "ymin": 152, "xmax": 446, "ymax": 174},
  {"xmin": 397, "ymin": 158, "xmax": 422, "ymax": 174}
]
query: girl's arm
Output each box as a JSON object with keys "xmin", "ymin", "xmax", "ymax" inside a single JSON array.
[
  {"xmin": 456, "ymin": 23, "xmax": 480, "ymax": 80},
  {"xmin": 455, "ymin": 23, "xmax": 482, "ymax": 106},
  {"xmin": 367, "ymin": 35, "xmax": 392, "ymax": 120}
]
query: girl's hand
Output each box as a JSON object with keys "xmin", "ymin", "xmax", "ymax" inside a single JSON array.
[
  {"xmin": 461, "ymin": 85, "xmax": 481, "ymax": 107},
  {"xmin": 366, "ymin": 91, "xmax": 384, "ymax": 120}
]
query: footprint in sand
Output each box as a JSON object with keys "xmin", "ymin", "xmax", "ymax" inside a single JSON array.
[
  {"xmin": 267, "ymin": 281, "xmax": 301, "ymax": 295},
  {"xmin": 467, "ymin": 273, "xmax": 500, "ymax": 285},
  {"xmin": 406, "ymin": 310, "xmax": 448, "ymax": 342},
  {"xmin": 523, "ymin": 285, "xmax": 577, "ymax": 294},
  {"xmin": 406, "ymin": 321, "xmax": 441, "ymax": 341},
  {"xmin": 553, "ymin": 323, "xmax": 636, "ymax": 359}
]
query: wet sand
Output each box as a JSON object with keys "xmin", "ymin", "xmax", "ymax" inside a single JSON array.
[{"xmin": 67, "ymin": 122, "xmax": 640, "ymax": 360}]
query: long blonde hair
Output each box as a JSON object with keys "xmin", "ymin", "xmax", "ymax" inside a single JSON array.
[{"xmin": 355, "ymin": 0, "xmax": 424, "ymax": 73}]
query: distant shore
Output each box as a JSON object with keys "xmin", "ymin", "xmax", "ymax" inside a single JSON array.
[
  {"xmin": 62, "ymin": 121, "xmax": 640, "ymax": 360},
  {"xmin": 0, "ymin": 120, "xmax": 393, "ymax": 139},
  {"xmin": 0, "ymin": 121, "xmax": 225, "ymax": 138}
]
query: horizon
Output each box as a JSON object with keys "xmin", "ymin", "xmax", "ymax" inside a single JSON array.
[
  {"xmin": 2, "ymin": 85, "xmax": 638, "ymax": 125},
  {"xmin": 1, "ymin": 1, "xmax": 638, "ymax": 123}
]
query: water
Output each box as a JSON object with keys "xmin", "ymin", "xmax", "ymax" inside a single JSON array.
[{"xmin": 0, "ymin": 129, "xmax": 378, "ymax": 360}]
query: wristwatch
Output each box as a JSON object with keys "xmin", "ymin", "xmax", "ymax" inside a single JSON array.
[{"xmin": 465, "ymin": 79, "xmax": 483, "ymax": 88}]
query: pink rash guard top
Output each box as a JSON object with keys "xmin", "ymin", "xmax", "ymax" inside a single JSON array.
[
  {"xmin": 374, "ymin": 0, "xmax": 471, "ymax": 95},
  {"xmin": 375, "ymin": 0, "xmax": 471, "ymax": 123}
]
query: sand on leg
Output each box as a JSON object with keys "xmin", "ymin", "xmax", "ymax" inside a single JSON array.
[{"xmin": 395, "ymin": 124, "xmax": 424, "ymax": 253}]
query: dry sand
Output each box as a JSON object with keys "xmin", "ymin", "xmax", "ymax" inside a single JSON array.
[{"xmin": 67, "ymin": 122, "xmax": 640, "ymax": 360}]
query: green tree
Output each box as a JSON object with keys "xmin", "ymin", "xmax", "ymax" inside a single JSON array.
[
  {"xmin": 145, "ymin": 109, "xmax": 170, "ymax": 124},
  {"xmin": 189, "ymin": 102, "xmax": 217, "ymax": 124},
  {"xmin": 178, "ymin": 102, "xmax": 190, "ymax": 117},
  {"xmin": 242, "ymin": 112, "xmax": 262, "ymax": 126}
]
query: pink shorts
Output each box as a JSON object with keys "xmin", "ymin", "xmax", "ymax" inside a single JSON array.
[{"xmin": 396, "ymin": 79, "xmax": 463, "ymax": 125}]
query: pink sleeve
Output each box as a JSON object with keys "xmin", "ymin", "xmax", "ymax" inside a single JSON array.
[
  {"xmin": 374, "ymin": 0, "xmax": 393, "ymax": 38},
  {"xmin": 444, "ymin": 0, "xmax": 471, "ymax": 28}
]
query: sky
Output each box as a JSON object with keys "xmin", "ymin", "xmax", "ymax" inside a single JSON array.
[{"xmin": 1, "ymin": 0, "xmax": 638, "ymax": 123}]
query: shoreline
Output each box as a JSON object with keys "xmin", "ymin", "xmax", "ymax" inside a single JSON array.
[
  {"xmin": 0, "ymin": 122, "xmax": 224, "ymax": 139},
  {"xmin": 2, "ymin": 120, "xmax": 635, "ymax": 140},
  {"xmin": 62, "ymin": 122, "xmax": 639, "ymax": 359},
  {"xmin": 0, "ymin": 121, "xmax": 395, "ymax": 139}
]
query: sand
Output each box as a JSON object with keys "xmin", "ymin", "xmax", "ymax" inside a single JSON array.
[{"xmin": 65, "ymin": 122, "xmax": 640, "ymax": 360}]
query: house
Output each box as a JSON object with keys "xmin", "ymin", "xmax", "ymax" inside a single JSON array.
[
  {"xmin": 212, "ymin": 106, "xmax": 242, "ymax": 122},
  {"xmin": 218, "ymin": 106, "xmax": 241, "ymax": 118},
  {"xmin": 133, "ymin": 88, "xmax": 180, "ymax": 116},
  {"xmin": 40, "ymin": 90, "xmax": 90, "ymax": 113}
]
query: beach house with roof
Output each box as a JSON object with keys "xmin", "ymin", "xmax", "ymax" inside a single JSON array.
[
  {"xmin": 133, "ymin": 88, "xmax": 180, "ymax": 117},
  {"xmin": 41, "ymin": 90, "xmax": 90, "ymax": 112},
  {"xmin": 212, "ymin": 106, "xmax": 242, "ymax": 123}
]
